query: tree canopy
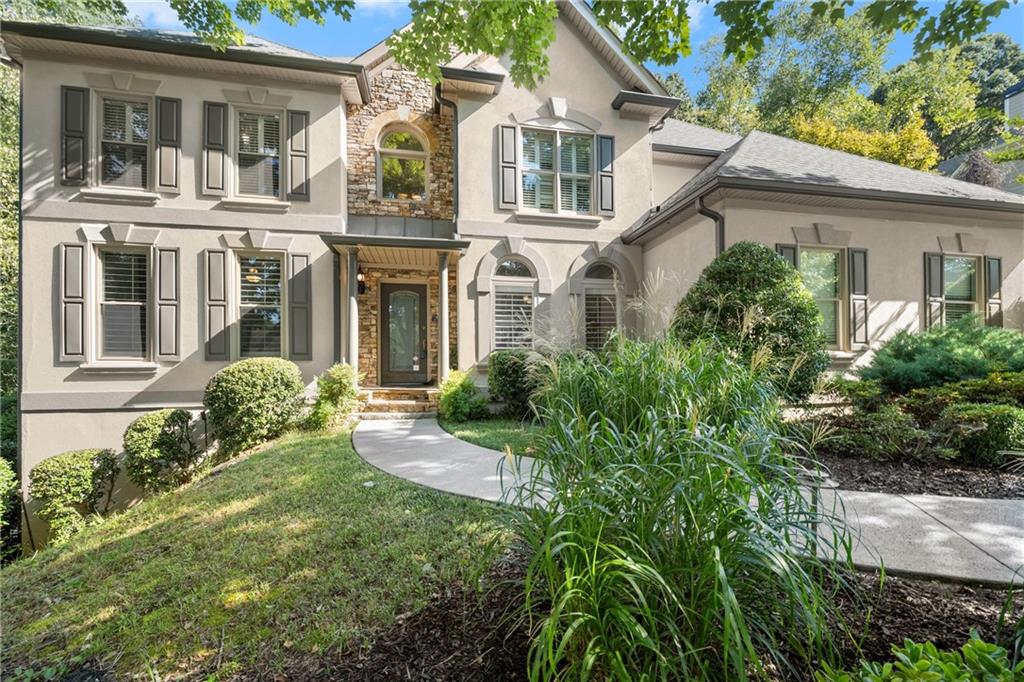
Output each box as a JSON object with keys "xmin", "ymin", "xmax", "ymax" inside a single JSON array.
[{"xmin": 11, "ymin": 0, "xmax": 1016, "ymax": 90}]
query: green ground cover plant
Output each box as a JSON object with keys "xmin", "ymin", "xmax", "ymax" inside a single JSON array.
[
  {"xmin": 3, "ymin": 431, "xmax": 495, "ymax": 679},
  {"xmin": 509, "ymin": 338, "xmax": 857, "ymax": 680},
  {"xmin": 671, "ymin": 241, "xmax": 829, "ymax": 401}
]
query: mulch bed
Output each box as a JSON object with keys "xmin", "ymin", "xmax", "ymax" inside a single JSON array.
[{"xmin": 816, "ymin": 453, "xmax": 1024, "ymax": 499}]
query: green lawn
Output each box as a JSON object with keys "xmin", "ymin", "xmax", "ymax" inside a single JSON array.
[
  {"xmin": 439, "ymin": 418, "xmax": 544, "ymax": 457},
  {"xmin": 1, "ymin": 431, "xmax": 497, "ymax": 679}
]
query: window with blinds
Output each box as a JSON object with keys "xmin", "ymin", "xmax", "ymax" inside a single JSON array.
[
  {"xmin": 943, "ymin": 256, "xmax": 978, "ymax": 324},
  {"xmin": 799, "ymin": 248, "xmax": 841, "ymax": 346},
  {"xmin": 585, "ymin": 292, "xmax": 616, "ymax": 350},
  {"xmin": 237, "ymin": 112, "xmax": 281, "ymax": 198},
  {"xmin": 494, "ymin": 290, "xmax": 534, "ymax": 349},
  {"xmin": 239, "ymin": 255, "xmax": 282, "ymax": 356},
  {"xmin": 101, "ymin": 251, "xmax": 148, "ymax": 358},
  {"xmin": 101, "ymin": 98, "xmax": 149, "ymax": 189},
  {"xmin": 521, "ymin": 129, "xmax": 555, "ymax": 210},
  {"xmin": 520, "ymin": 128, "xmax": 595, "ymax": 213},
  {"xmin": 559, "ymin": 134, "xmax": 592, "ymax": 213}
]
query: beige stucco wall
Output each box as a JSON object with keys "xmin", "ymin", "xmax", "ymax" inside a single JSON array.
[
  {"xmin": 21, "ymin": 54, "xmax": 347, "ymax": 232},
  {"xmin": 640, "ymin": 192, "xmax": 1024, "ymax": 364},
  {"xmin": 651, "ymin": 153, "xmax": 711, "ymax": 206},
  {"xmin": 450, "ymin": 15, "xmax": 651, "ymax": 370}
]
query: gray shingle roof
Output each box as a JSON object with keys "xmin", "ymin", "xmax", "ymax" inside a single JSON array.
[{"xmin": 652, "ymin": 119, "xmax": 740, "ymax": 153}]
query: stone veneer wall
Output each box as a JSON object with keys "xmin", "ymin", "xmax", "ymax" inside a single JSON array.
[
  {"xmin": 347, "ymin": 67, "xmax": 454, "ymax": 219},
  {"xmin": 357, "ymin": 266, "xmax": 458, "ymax": 386}
]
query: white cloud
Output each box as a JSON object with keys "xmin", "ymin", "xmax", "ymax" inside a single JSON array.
[
  {"xmin": 125, "ymin": 0, "xmax": 186, "ymax": 30},
  {"xmin": 354, "ymin": 0, "xmax": 406, "ymax": 19},
  {"xmin": 687, "ymin": 2, "xmax": 708, "ymax": 32}
]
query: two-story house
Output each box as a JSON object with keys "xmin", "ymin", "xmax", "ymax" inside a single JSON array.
[{"xmin": 3, "ymin": 0, "xmax": 1022, "ymax": 542}]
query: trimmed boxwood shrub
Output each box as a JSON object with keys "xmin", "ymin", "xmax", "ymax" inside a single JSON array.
[
  {"xmin": 204, "ymin": 358, "xmax": 305, "ymax": 456},
  {"xmin": 860, "ymin": 316, "xmax": 1024, "ymax": 395},
  {"xmin": 29, "ymin": 449, "xmax": 117, "ymax": 544},
  {"xmin": 123, "ymin": 409, "xmax": 202, "ymax": 493},
  {"xmin": 304, "ymin": 363, "xmax": 359, "ymax": 431},
  {"xmin": 438, "ymin": 370, "xmax": 488, "ymax": 422},
  {"xmin": 488, "ymin": 349, "xmax": 542, "ymax": 418},
  {"xmin": 901, "ymin": 371, "xmax": 1024, "ymax": 426},
  {"xmin": 0, "ymin": 458, "xmax": 16, "ymax": 533},
  {"xmin": 671, "ymin": 241, "xmax": 829, "ymax": 401},
  {"xmin": 935, "ymin": 402, "xmax": 1024, "ymax": 466}
]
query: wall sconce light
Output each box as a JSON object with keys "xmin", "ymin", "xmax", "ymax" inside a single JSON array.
[{"xmin": 356, "ymin": 270, "xmax": 367, "ymax": 295}]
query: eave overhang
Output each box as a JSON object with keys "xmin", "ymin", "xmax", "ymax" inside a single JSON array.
[
  {"xmin": 439, "ymin": 66, "xmax": 504, "ymax": 95},
  {"xmin": 321, "ymin": 234, "xmax": 471, "ymax": 252}
]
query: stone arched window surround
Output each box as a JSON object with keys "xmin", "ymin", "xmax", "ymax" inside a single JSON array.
[
  {"xmin": 475, "ymin": 237, "xmax": 553, "ymax": 295},
  {"xmin": 375, "ymin": 123, "xmax": 431, "ymax": 201}
]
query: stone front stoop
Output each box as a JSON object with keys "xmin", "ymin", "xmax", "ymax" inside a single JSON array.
[{"xmin": 357, "ymin": 387, "xmax": 439, "ymax": 420}]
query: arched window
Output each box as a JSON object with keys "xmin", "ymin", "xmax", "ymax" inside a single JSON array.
[
  {"xmin": 493, "ymin": 258, "xmax": 537, "ymax": 349},
  {"xmin": 583, "ymin": 261, "xmax": 620, "ymax": 350},
  {"xmin": 377, "ymin": 126, "xmax": 428, "ymax": 201}
]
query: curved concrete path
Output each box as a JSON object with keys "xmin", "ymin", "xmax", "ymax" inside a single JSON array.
[{"xmin": 353, "ymin": 418, "xmax": 1024, "ymax": 586}]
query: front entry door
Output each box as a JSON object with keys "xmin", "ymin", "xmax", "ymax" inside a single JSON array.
[{"xmin": 381, "ymin": 283, "xmax": 428, "ymax": 385}]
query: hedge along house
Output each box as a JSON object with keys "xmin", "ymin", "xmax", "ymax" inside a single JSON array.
[{"xmin": 3, "ymin": 0, "xmax": 1023, "ymax": 542}]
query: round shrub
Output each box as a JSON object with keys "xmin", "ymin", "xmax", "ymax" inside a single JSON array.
[
  {"xmin": 29, "ymin": 449, "xmax": 114, "ymax": 544},
  {"xmin": 0, "ymin": 458, "xmax": 17, "ymax": 533},
  {"xmin": 438, "ymin": 370, "xmax": 488, "ymax": 422},
  {"xmin": 305, "ymin": 363, "xmax": 359, "ymax": 430},
  {"xmin": 860, "ymin": 316, "xmax": 1024, "ymax": 395},
  {"xmin": 820, "ymin": 405, "xmax": 940, "ymax": 461},
  {"xmin": 487, "ymin": 349, "xmax": 543, "ymax": 418},
  {"xmin": 204, "ymin": 358, "xmax": 305, "ymax": 456},
  {"xmin": 671, "ymin": 241, "xmax": 829, "ymax": 401},
  {"xmin": 123, "ymin": 409, "xmax": 201, "ymax": 493},
  {"xmin": 935, "ymin": 402, "xmax": 1024, "ymax": 466}
]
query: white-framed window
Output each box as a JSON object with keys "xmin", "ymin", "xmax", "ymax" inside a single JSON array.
[
  {"xmin": 236, "ymin": 110, "xmax": 282, "ymax": 198},
  {"xmin": 941, "ymin": 255, "xmax": 980, "ymax": 323},
  {"xmin": 238, "ymin": 254, "xmax": 284, "ymax": 357},
  {"xmin": 520, "ymin": 127, "xmax": 593, "ymax": 214},
  {"xmin": 377, "ymin": 126, "xmax": 428, "ymax": 201},
  {"xmin": 100, "ymin": 97, "xmax": 150, "ymax": 189},
  {"xmin": 493, "ymin": 257, "xmax": 536, "ymax": 349},
  {"xmin": 799, "ymin": 247, "xmax": 844, "ymax": 348},
  {"xmin": 582, "ymin": 262, "xmax": 620, "ymax": 350},
  {"xmin": 99, "ymin": 249, "xmax": 149, "ymax": 359}
]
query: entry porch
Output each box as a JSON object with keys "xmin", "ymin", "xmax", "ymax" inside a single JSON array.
[{"xmin": 323, "ymin": 233, "xmax": 467, "ymax": 391}]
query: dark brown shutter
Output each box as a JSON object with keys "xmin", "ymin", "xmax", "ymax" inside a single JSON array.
[
  {"xmin": 848, "ymin": 248, "xmax": 869, "ymax": 345},
  {"xmin": 204, "ymin": 249, "xmax": 230, "ymax": 360},
  {"xmin": 775, "ymin": 244, "xmax": 798, "ymax": 268},
  {"xmin": 498, "ymin": 125, "xmax": 517, "ymax": 210},
  {"xmin": 924, "ymin": 253, "xmax": 944, "ymax": 329},
  {"xmin": 203, "ymin": 102, "xmax": 228, "ymax": 196},
  {"xmin": 61, "ymin": 86, "xmax": 89, "ymax": 185},
  {"xmin": 155, "ymin": 97, "xmax": 181, "ymax": 193},
  {"xmin": 287, "ymin": 110, "xmax": 310, "ymax": 201},
  {"xmin": 597, "ymin": 135, "xmax": 614, "ymax": 216},
  {"xmin": 288, "ymin": 253, "xmax": 312, "ymax": 361},
  {"xmin": 985, "ymin": 256, "xmax": 1003, "ymax": 327},
  {"xmin": 59, "ymin": 243, "xmax": 87, "ymax": 361},
  {"xmin": 155, "ymin": 247, "xmax": 180, "ymax": 360}
]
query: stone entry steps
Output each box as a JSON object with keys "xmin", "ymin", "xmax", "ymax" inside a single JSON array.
[{"xmin": 357, "ymin": 387, "xmax": 439, "ymax": 421}]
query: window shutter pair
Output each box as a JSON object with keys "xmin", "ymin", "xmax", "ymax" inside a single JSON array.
[
  {"xmin": 924, "ymin": 253, "xmax": 1001, "ymax": 329},
  {"xmin": 58, "ymin": 243, "xmax": 180, "ymax": 362},
  {"xmin": 203, "ymin": 249, "xmax": 312, "ymax": 361},
  {"xmin": 777, "ymin": 244, "xmax": 870, "ymax": 346},
  {"xmin": 495, "ymin": 126, "xmax": 615, "ymax": 215}
]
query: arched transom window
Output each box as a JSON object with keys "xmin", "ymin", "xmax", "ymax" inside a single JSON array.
[
  {"xmin": 583, "ymin": 261, "xmax": 620, "ymax": 350},
  {"xmin": 378, "ymin": 127, "xmax": 428, "ymax": 201},
  {"xmin": 493, "ymin": 258, "xmax": 536, "ymax": 349}
]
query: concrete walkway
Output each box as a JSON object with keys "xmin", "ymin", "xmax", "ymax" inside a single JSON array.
[{"xmin": 353, "ymin": 419, "xmax": 1024, "ymax": 585}]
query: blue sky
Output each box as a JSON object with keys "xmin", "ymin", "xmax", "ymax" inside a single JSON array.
[{"xmin": 126, "ymin": 0, "xmax": 1024, "ymax": 93}]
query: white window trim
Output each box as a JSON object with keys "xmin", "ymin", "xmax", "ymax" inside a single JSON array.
[
  {"xmin": 518, "ymin": 125, "xmax": 596, "ymax": 216},
  {"xmin": 231, "ymin": 105, "xmax": 287, "ymax": 201},
  {"xmin": 376, "ymin": 125, "xmax": 430, "ymax": 203},
  {"xmin": 937, "ymin": 254, "xmax": 984, "ymax": 326},
  {"xmin": 233, "ymin": 251, "xmax": 289, "ymax": 359},
  {"xmin": 798, "ymin": 246, "xmax": 846, "ymax": 351},
  {"xmin": 93, "ymin": 244, "xmax": 153, "ymax": 362},
  {"xmin": 95, "ymin": 92, "xmax": 153, "ymax": 192}
]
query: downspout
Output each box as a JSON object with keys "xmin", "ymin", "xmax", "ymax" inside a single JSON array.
[
  {"xmin": 434, "ymin": 83, "xmax": 459, "ymax": 224},
  {"xmin": 697, "ymin": 194, "xmax": 725, "ymax": 256}
]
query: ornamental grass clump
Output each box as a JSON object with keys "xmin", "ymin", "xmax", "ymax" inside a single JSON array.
[{"xmin": 508, "ymin": 338, "xmax": 858, "ymax": 681}]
